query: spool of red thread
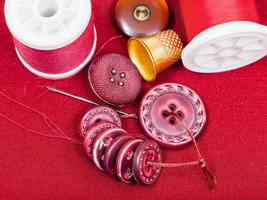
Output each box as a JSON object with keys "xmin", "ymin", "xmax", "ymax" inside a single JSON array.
[
  {"xmin": 179, "ymin": 0, "xmax": 267, "ymax": 73},
  {"xmin": 5, "ymin": 0, "xmax": 97, "ymax": 79}
]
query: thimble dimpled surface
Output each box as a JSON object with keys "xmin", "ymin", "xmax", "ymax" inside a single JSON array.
[{"xmin": 128, "ymin": 30, "xmax": 183, "ymax": 82}]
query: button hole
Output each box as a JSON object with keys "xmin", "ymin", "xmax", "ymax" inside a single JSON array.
[
  {"xmin": 177, "ymin": 111, "xmax": 184, "ymax": 119},
  {"xmin": 95, "ymin": 119, "xmax": 101, "ymax": 124},
  {"xmin": 169, "ymin": 104, "xmax": 176, "ymax": 111},
  {"xmin": 169, "ymin": 117, "xmax": 177, "ymax": 126},
  {"xmin": 162, "ymin": 110, "xmax": 169, "ymax": 118}
]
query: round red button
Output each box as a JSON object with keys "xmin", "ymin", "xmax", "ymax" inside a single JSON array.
[
  {"xmin": 116, "ymin": 138, "xmax": 144, "ymax": 183},
  {"xmin": 93, "ymin": 127, "xmax": 127, "ymax": 171},
  {"xmin": 80, "ymin": 106, "xmax": 122, "ymax": 138},
  {"xmin": 83, "ymin": 122, "xmax": 117, "ymax": 161},
  {"xmin": 115, "ymin": 0, "xmax": 170, "ymax": 37},
  {"xmin": 103, "ymin": 135, "xmax": 134, "ymax": 176},
  {"xmin": 132, "ymin": 140, "xmax": 162, "ymax": 185},
  {"xmin": 88, "ymin": 54, "xmax": 142, "ymax": 107},
  {"xmin": 139, "ymin": 83, "xmax": 206, "ymax": 148}
]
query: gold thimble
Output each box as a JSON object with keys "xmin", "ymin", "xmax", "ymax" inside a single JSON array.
[{"xmin": 128, "ymin": 29, "xmax": 183, "ymax": 82}]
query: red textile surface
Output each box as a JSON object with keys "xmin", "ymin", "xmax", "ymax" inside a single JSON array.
[{"xmin": 0, "ymin": 0, "xmax": 267, "ymax": 199}]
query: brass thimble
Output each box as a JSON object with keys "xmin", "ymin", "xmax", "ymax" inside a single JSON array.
[{"xmin": 128, "ymin": 29, "xmax": 183, "ymax": 82}]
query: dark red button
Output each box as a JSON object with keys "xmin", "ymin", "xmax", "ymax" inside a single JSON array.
[
  {"xmin": 80, "ymin": 106, "xmax": 122, "ymax": 138},
  {"xmin": 116, "ymin": 138, "xmax": 144, "ymax": 183},
  {"xmin": 140, "ymin": 83, "xmax": 206, "ymax": 148},
  {"xmin": 103, "ymin": 135, "xmax": 134, "ymax": 176},
  {"xmin": 115, "ymin": 0, "xmax": 170, "ymax": 37},
  {"xmin": 93, "ymin": 127, "xmax": 127, "ymax": 171},
  {"xmin": 132, "ymin": 140, "xmax": 162, "ymax": 185},
  {"xmin": 88, "ymin": 54, "xmax": 142, "ymax": 107},
  {"xmin": 83, "ymin": 122, "xmax": 117, "ymax": 161}
]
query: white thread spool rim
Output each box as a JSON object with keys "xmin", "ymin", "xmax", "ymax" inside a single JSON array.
[
  {"xmin": 15, "ymin": 27, "xmax": 97, "ymax": 80},
  {"xmin": 5, "ymin": 0, "xmax": 92, "ymax": 50},
  {"xmin": 182, "ymin": 21, "xmax": 267, "ymax": 73}
]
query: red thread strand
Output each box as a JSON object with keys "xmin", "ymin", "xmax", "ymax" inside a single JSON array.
[
  {"xmin": 93, "ymin": 35, "xmax": 126, "ymax": 59},
  {"xmin": 0, "ymin": 91, "xmax": 81, "ymax": 144},
  {"xmin": 0, "ymin": 113, "xmax": 65, "ymax": 139}
]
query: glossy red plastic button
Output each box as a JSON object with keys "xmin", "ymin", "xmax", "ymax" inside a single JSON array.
[
  {"xmin": 103, "ymin": 135, "xmax": 134, "ymax": 176},
  {"xmin": 133, "ymin": 140, "xmax": 162, "ymax": 185},
  {"xmin": 80, "ymin": 106, "xmax": 122, "ymax": 138},
  {"xmin": 116, "ymin": 138, "xmax": 144, "ymax": 183},
  {"xmin": 83, "ymin": 122, "xmax": 117, "ymax": 161},
  {"xmin": 140, "ymin": 83, "xmax": 206, "ymax": 148},
  {"xmin": 93, "ymin": 128, "xmax": 127, "ymax": 171}
]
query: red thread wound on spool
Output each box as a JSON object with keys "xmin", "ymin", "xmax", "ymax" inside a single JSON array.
[
  {"xmin": 13, "ymin": 20, "xmax": 95, "ymax": 75},
  {"xmin": 179, "ymin": 0, "xmax": 267, "ymax": 73},
  {"xmin": 179, "ymin": 0, "xmax": 260, "ymax": 41},
  {"xmin": 5, "ymin": 0, "xmax": 97, "ymax": 79}
]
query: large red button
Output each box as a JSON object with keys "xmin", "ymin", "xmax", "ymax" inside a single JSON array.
[
  {"xmin": 88, "ymin": 54, "xmax": 142, "ymax": 107},
  {"xmin": 116, "ymin": 138, "xmax": 144, "ymax": 183},
  {"xmin": 132, "ymin": 140, "xmax": 162, "ymax": 185},
  {"xmin": 93, "ymin": 127, "xmax": 127, "ymax": 171},
  {"xmin": 115, "ymin": 0, "xmax": 170, "ymax": 37},
  {"xmin": 139, "ymin": 83, "xmax": 206, "ymax": 149},
  {"xmin": 80, "ymin": 106, "xmax": 122, "ymax": 138}
]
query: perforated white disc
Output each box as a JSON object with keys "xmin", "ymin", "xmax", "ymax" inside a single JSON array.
[
  {"xmin": 182, "ymin": 21, "xmax": 267, "ymax": 73},
  {"xmin": 5, "ymin": 0, "xmax": 92, "ymax": 50}
]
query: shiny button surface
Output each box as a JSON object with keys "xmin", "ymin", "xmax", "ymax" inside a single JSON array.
[
  {"xmin": 133, "ymin": 140, "xmax": 162, "ymax": 185},
  {"xmin": 116, "ymin": 138, "xmax": 144, "ymax": 183},
  {"xmin": 139, "ymin": 83, "xmax": 206, "ymax": 149},
  {"xmin": 93, "ymin": 128, "xmax": 127, "ymax": 171},
  {"xmin": 80, "ymin": 106, "xmax": 122, "ymax": 138},
  {"xmin": 103, "ymin": 135, "xmax": 134, "ymax": 176},
  {"xmin": 83, "ymin": 122, "xmax": 117, "ymax": 161}
]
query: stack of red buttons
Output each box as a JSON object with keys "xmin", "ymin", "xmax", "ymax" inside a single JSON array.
[{"xmin": 81, "ymin": 106, "xmax": 163, "ymax": 185}]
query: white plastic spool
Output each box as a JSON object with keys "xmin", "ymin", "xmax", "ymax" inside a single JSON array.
[
  {"xmin": 182, "ymin": 21, "xmax": 267, "ymax": 73},
  {"xmin": 5, "ymin": 0, "xmax": 97, "ymax": 79}
]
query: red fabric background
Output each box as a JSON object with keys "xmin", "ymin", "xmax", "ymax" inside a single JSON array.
[{"xmin": 0, "ymin": 0, "xmax": 267, "ymax": 199}]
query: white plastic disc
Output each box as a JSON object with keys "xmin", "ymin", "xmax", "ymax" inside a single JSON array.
[
  {"xmin": 182, "ymin": 21, "xmax": 267, "ymax": 73},
  {"xmin": 5, "ymin": 0, "xmax": 92, "ymax": 50},
  {"xmin": 15, "ymin": 27, "xmax": 97, "ymax": 80}
]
